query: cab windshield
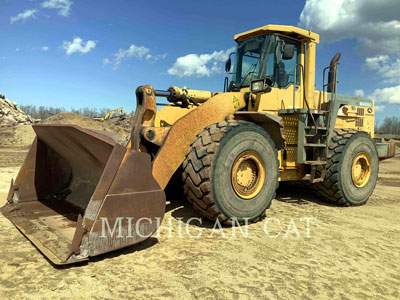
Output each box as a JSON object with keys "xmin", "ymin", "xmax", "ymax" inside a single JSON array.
[{"xmin": 232, "ymin": 35, "xmax": 275, "ymax": 88}]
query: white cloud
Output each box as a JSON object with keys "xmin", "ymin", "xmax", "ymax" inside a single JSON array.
[
  {"xmin": 364, "ymin": 55, "xmax": 389, "ymax": 70},
  {"xmin": 364, "ymin": 55, "xmax": 400, "ymax": 104},
  {"xmin": 364, "ymin": 55, "xmax": 400, "ymax": 84},
  {"xmin": 42, "ymin": 0, "xmax": 72, "ymax": 17},
  {"xmin": 10, "ymin": 9, "xmax": 37, "ymax": 24},
  {"xmin": 41, "ymin": 46, "xmax": 49, "ymax": 51},
  {"xmin": 375, "ymin": 105, "xmax": 386, "ymax": 112},
  {"xmin": 15, "ymin": 48, "xmax": 20, "ymax": 52},
  {"xmin": 146, "ymin": 53, "xmax": 167, "ymax": 63},
  {"xmin": 298, "ymin": 0, "xmax": 400, "ymax": 56},
  {"xmin": 354, "ymin": 89, "xmax": 364, "ymax": 97},
  {"xmin": 370, "ymin": 86, "xmax": 400, "ymax": 104},
  {"xmin": 104, "ymin": 44, "xmax": 166, "ymax": 69},
  {"xmin": 62, "ymin": 37, "xmax": 96, "ymax": 55},
  {"xmin": 168, "ymin": 47, "xmax": 235, "ymax": 77},
  {"xmin": 114, "ymin": 44, "xmax": 150, "ymax": 66}
]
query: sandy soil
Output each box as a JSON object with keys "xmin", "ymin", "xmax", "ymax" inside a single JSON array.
[{"xmin": 0, "ymin": 126, "xmax": 399, "ymax": 300}]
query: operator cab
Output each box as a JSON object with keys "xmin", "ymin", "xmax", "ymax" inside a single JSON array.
[
  {"xmin": 226, "ymin": 25, "xmax": 319, "ymax": 96},
  {"xmin": 228, "ymin": 34, "xmax": 300, "ymax": 91}
]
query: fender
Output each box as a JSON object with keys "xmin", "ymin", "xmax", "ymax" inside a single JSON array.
[
  {"xmin": 234, "ymin": 111, "xmax": 285, "ymax": 149},
  {"xmin": 152, "ymin": 91, "xmax": 247, "ymax": 189}
]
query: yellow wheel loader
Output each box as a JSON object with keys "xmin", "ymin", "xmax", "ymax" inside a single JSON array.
[{"xmin": 1, "ymin": 25, "xmax": 395, "ymax": 265}]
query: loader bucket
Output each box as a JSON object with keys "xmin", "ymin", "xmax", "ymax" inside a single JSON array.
[{"xmin": 0, "ymin": 124, "xmax": 165, "ymax": 265}]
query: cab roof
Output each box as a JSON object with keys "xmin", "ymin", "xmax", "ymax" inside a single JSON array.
[{"xmin": 234, "ymin": 25, "xmax": 319, "ymax": 43}]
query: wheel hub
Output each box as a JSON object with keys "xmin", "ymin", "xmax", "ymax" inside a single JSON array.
[
  {"xmin": 351, "ymin": 152, "xmax": 371, "ymax": 188},
  {"xmin": 231, "ymin": 150, "xmax": 265, "ymax": 199}
]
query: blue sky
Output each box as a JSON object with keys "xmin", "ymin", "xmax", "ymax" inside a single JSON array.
[{"xmin": 1, "ymin": 0, "xmax": 400, "ymax": 122}]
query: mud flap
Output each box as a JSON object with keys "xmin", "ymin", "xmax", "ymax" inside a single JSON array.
[{"xmin": 1, "ymin": 124, "xmax": 165, "ymax": 265}]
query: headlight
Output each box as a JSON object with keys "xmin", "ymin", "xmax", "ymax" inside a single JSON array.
[{"xmin": 250, "ymin": 80, "xmax": 264, "ymax": 93}]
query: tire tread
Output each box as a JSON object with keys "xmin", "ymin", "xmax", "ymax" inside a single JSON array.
[
  {"xmin": 182, "ymin": 120, "xmax": 278, "ymax": 224},
  {"xmin": 314, "ymin": 128, "xmax": 376, "ymax": 206}
]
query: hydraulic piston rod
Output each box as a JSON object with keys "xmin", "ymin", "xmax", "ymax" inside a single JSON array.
[{"xmin": 154, "ymin": 86, "xmax": 213, "ymax": 104}]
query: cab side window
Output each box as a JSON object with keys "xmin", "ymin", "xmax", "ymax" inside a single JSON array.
[
  {"xmin": 276, "ymin": 38, "xmax": 300, "ymax": 88},
  {"xmin": 259, "ymin": 36, "xmax": 276, "ymax": 84}
]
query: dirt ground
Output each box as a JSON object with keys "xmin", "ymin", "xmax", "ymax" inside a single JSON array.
[{"xmin": 0, "ymin": 125, "xmax": 399, "ymax": 300}]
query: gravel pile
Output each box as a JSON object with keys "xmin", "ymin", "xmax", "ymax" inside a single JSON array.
[{"xmin": 0, "ymin": 98, "xmax": 34, "ymax": 126}]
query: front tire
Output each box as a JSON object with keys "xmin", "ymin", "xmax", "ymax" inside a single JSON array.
[
  {"xmin": 314, "ymin": 129, "xmax": 379, "ymax": 206},
  {"xmin": 182, "ymin": 120, "xmax": 279, "ymax": 224}
]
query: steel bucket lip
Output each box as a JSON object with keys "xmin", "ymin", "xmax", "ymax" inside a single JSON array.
[
  {"xmin": 0, "ymin": 200, "xmax": 88, "ymax": 265},
  {"xmin": 33, "ymin": 124, "xmax": 118, "ymax": 146}
]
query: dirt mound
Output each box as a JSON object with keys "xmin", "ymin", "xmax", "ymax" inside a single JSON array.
[
  {"xmin": 0, "ymin": 111, "xmax": 132, "ymax": 150},
  {"xmin": 43, "ymin": 112, "xmax": 130, "ymax": 143},
  {"xmin": 0, "ymin": 98, "xmax": 34, "ymax": 126},
  {"xmin": 44, "ymin": 112, "xmax": 100, "ymax": 127},
  {"xmin": 104, "ymin": 113, "xmax": 134, "ymax": 129}
]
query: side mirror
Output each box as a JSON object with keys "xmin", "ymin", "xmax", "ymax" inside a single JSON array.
[
  {"xmin": 225, "ymin": 57, "xmax": 231, "ymax": 73},
  {"xmin": 282, "ymin": 44, "xmax": 295, "ymax": 60},
  {"xmin": 250, "ymin": 77, "xmax": 273, "ymax": 94}
]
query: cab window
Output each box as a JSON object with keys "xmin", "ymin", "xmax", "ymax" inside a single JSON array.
[
  {"xmin": 259, "ymin": 36, "xmax": 276, "ymax": 85},
  {"xmin": 276, "ymin": 37, "xmax": 301, "ymax": 88},
  {"xmin": 232, "ymin": 35, "xmax": 272, "ymax": 88}
]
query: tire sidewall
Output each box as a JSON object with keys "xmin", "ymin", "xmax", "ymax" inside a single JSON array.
[
  {"xmin": 339, "ymin": 133, "xmax": 379, "ymax": 205},
  {"xmin": 212, "ymin": 123, "xmax": 279, "ymax": 221}
]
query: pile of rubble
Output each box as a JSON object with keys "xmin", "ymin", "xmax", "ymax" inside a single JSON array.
[
  {"xmin": 0, "ymin": 97, "xmax": 34, "ymax": 126},
  {"xmin": 105, "ymin": 113, "xmax": 134, "ymax": 129}
]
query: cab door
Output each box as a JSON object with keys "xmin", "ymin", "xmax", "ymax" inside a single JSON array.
[
  {"xmin": 254, "ymin": 36, "xmax": 303, "ymax": 114},
  {"xmin": 275, "ymin": 37, "xmax": 303, "ymax": 170},
  {"xmin": 276, "ymin": 37, "xmax": 303, "ymax": 110},
  {"xmin": 256, "ymin": 36, "xmax": 279, "ymax": 114}
]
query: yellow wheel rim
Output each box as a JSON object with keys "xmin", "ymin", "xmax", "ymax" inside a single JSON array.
[
  {"xmin": 351, "ymin": 152, "xmax": 371, "ymax": 188},
  {"xmin": 231, "ymin": 150, "xmax": 265, "ymax": 199}
]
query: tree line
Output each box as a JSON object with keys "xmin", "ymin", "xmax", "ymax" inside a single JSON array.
[
  {"xmin": 19, "ymin": 105, "xmax": 113, "ymax": 120},
  {"xmin": 375, "ymin": 116, "xmax": 400, "ymax": 135}
]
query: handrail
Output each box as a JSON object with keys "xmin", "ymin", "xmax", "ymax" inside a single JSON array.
[
  {"xmin": 325, "ymin": 63, "xmax": 339, "ymax": 138},
  {"xmin": 223, "ymin": 76, "xmax": 229, "ymax": 92},
  {"xmin": 293, "ymin": 64, "xmax": 297, "ymax": 110},
  {"xmin": 322, "ymin": 66, "xmax": 330, "ymax": 108},
  {"xmin": 298, "ymin": 63, "xmax": 319, "ymax": 137}
]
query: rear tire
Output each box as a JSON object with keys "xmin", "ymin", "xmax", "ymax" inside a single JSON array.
[
  {"xmin": 314, "ymin": 129, "xmax": 379, "ymax": 206},
  {"xmin": 182, "ymin": 120, "xmax": 279, "ymax": 224}
]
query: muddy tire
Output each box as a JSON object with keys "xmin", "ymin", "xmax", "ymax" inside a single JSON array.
[
  {"xmin": 314, "ymin": 129, "xmax": 379, "ymax": 206},
  {"xmin": 182, "ymin": 120, "xmax": 279, "ymax": 224}
]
